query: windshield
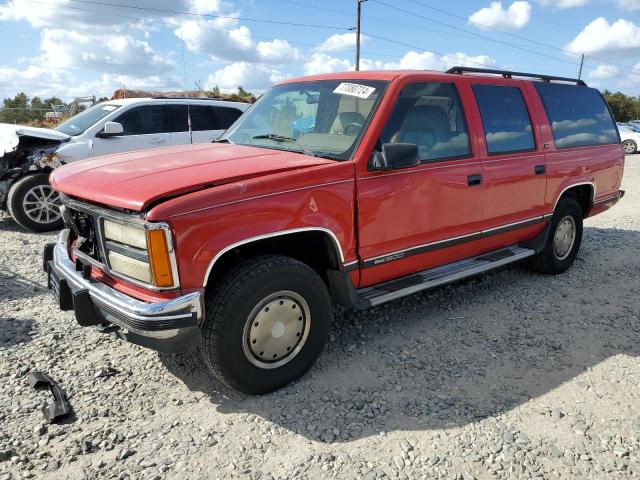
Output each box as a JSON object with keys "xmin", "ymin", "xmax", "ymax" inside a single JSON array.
[
  {"xmin": 55, "ymin": 103, "xmax": 121, "ymax": 136},
  {"xmin": 221, "ymin": 79, "xmax": 388, "ymax": 160}
]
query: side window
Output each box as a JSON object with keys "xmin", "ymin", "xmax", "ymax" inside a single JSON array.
[
  {"xmin": 380, "ymin": 82, "xmax": 471, "ymax": 162},
  {"xmin": 472, "ymin": 85, "xmax": 535, "ymax": 155},
  {"xmin": 115, "ymin": 105, "xmax": 168, "ymax": 136},
  {"xmin": 189, "ymin": 105, "xmax": 220, "ymax": 131},
  {"xmin": 215, "ymin": 107, "xmax": 244, "ymax": 129},
  {"xmin": 534, "ymin": 83, "xmax": 618, "ymax": 148},
  {"xmin": 166, "ymin": 104, "xmax": 189, "ymax": 132}
]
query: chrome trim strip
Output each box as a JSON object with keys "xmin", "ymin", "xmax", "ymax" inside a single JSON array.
[
  {"xmin": 593, "ymin": 192, "xmax": 621, "ymax": 205},
  {"xmin": 202, "ymin": 227, "xmax": 345, "ymax": 287},
  {"xmin": 362, "ymin": 214, "xmax": 549, "ymax": 268},
  {"xmin": 52, "ymin": 230, "xmax": 202, "ymax": 328},
  {"xmin": 343, "ymin": 260, "xmax": 359, "ymax": 272}
]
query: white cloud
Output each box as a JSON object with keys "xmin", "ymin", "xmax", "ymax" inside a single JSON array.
[
  {"xmin": 303, "ymin": 53, "xmax": 353, "ymax": 75},
  {"xmin": 317, "ymin": 33, "xmax": 368, "ymax": 52},
  {"xmin": 617, "ymin": 0, "xmax": 640, "ymax": 11},
  {"xmin": 537, "ymin": 0, "xmax": 588, "ymax": 8},
  {"xmin": 588, "ymin": 64, "xmax": 619, "ymax": 79},
  {"xmin": 565, "ymin": 17, "xmax": 640, "ymax": 55},
  {"xmin": 469, "ymin": 1, "xmax": 532, "ymax": 30},
  {"xmin": 175, "ymin": 19, "xmax": 300, "ymax": 64},
  {"xmin": 206, "ymin": 62, "xmax": 288, "ymax": 92}
]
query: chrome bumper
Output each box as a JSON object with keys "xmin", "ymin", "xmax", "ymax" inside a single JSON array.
[{"xmin": 44, "ymin": 229, "xmax": 202, "ymax": 352}]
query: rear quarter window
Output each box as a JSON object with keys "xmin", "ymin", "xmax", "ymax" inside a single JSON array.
[
  {"xmin": 534, "ymin": 83, "xmax": 618, "ymax": 149},
  {"xmin": 215, "ymin": 107, "xmax": 244, "ymax": 129}
]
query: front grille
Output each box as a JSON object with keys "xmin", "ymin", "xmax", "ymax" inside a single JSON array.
[{"xmin": 66, "ymin": 206, "xmax": 103, "ymax": 264}]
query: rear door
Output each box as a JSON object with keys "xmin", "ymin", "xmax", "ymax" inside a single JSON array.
[
  {"xmin": 166, "ymin": 104, "xmax": 191, "ymax": 146},
  {"xmin": 467, "ymin": 81, "xmax": 548, "ymax": 253},
  {"xmin": 189, "ymin": 105, "xmax": 223, "ymax": 143},
  {"xmin": 93, "ymin": 103, "xmax": 170, "ymax": 155}
]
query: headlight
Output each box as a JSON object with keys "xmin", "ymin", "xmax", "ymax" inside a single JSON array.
[{"xmin": 102, "ymin": 219, "xmax": 176, "ymax": 288}]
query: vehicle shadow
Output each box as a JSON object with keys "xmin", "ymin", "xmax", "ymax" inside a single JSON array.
[
  {"xmin": 0, "ymin": 315, "xmax": 35, "ymax": 347},
  {"xmin": 0, "ymin": 270, "xmax": 47, "ymax": 302},
  {"xmin": 160, "ymin": 226, "xmax": 640, "ymax": 442}
]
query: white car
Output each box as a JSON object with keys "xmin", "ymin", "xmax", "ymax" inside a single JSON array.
[
  {"xmin": 618, "ymin": 123, "xmax": 640, "ymax": 155},
  {"xmin": 0, "ymin": 98, "xmax": 249, "ymax": 231}
]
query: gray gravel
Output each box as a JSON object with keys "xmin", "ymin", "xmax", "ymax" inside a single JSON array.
[{"xmin": 1, "ymin": 156, "xmax": 639, "ymax": 480}]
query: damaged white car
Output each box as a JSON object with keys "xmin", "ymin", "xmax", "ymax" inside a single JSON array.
[{"xmin": 0, "ymin": 98, "xmax": 248, "ymax": 232}]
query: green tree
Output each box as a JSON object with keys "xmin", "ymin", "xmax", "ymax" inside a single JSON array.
[{"xmin": 602, "ymin": 90, "xmax": 640, "ymax": 122}]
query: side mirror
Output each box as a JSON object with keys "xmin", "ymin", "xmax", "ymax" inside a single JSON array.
[
  {"xmin": 97, "ymin": 121, "xmax": 123, "ymax": 138},
  {"xmin": 369, "ymin": 143, "xmax": 420, "ymax": 170}
]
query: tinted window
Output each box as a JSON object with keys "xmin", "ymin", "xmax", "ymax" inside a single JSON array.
[
  {"xmin": 473, "ymin": 85, "xmax": 535, "ymax": 154},
  {"xmin": 534, "ymin": 83, "xmax": 618, "ymax": 148},
  {"xmin": 116, "ymin": 105, "xmax": 168, "ymax": 135},
  {"xmin": 166, "ymin": 104, "xmax": 189, "ymax": 132},
  {"xmin": 190, "ymin": 105, "xmax": 220, "ymax": 131},
  {"xmin": 380, "ymin": 82, "xmax": 471, "ymax": 162},
  {"xmin": 215, "ymin": 106, "xmax": 243, "ymax": 129}
]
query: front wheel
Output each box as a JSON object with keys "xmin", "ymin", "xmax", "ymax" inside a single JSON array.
[
  {"xmin": 530, "ymin": 196, "xmax": 583, "ymax": 275},
  {"xmin": 201, "ymin": 255, "xmax": 331, "ymax": 394},
  {"xmin": 7, "ymin": 173, "xmax": 63, "ymax": 232},
  {"xmin": 622, "ymin": 139, "xmax": 637, "ymax": 154}
]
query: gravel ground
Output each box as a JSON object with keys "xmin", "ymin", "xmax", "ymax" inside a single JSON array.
[{"xmin": 1, "ymin": 156, "xmax": 639, "ymax": 480}]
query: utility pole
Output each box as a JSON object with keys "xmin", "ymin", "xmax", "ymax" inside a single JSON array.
[
  {"xmin": 355, "ymin": 0, "xmax": 367, "ymax": 71},
  {"xmin": 578, "ymin": 54, "xmax": 585, "ymax": 80}
]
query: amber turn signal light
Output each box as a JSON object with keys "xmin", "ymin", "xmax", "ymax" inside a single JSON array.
[{"xmin": 146, "ymin": 229, "xmax": 174, "ymax": 288}]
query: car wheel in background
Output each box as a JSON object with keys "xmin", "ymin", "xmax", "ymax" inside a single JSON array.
[
  {"xmin": 7, "ymin": 173, "xmax": 64, "ymax": 232},
  {"xmin": 622, "ymin": 139, "xmax": 637, "ymax": 154}
]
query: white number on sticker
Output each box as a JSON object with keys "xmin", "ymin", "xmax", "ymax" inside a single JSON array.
[{"xmin": 333, "ymin": 83, "xmax": 376, "ymax": 99}]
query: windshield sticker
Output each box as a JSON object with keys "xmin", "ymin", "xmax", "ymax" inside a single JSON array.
[
  {"xmin": 333, "ymin": 83, "xmax": 376, "ymax": 99},
  {"xmin": 101, "ymin": 105, "xmax": 118, "ymax": 111}
]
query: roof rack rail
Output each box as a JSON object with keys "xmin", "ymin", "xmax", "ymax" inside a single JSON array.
[
  {"xmin": 151, "ymin": 96, "xmax": 222, "ymax": 100},
  {"xmin": 446, "ymin": 66, "xmax": 587, "ymax": 86}
]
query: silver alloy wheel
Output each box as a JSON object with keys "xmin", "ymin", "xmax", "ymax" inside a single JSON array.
[
  {"xmin": 242, "ymin": 290, "xmax": 311, "ymax": 369},
  {"xmin": 22, "ymin": 184, "xmax": 61, "ymax": 225},
  {"xmin": 622, "ymin": 140, "xmax": 637, "ymax": 154},
  {"xmin": 553, "ymin": 215, "xmax": 576, "ymax": 261}
]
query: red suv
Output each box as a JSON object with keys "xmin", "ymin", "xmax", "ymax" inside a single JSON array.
[{"xmin": 44, "ymin": 67, "xmax": 625, "ymax": 394}]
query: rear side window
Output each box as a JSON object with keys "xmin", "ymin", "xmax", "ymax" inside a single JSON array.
[
  {"xmin": 116, "ymin": 105, "xmax": 168, "ymax": 135},
  {"xmin": 166, "ymin": 104, "xmax": 189, "ymax": 132},
  {"xmin": 215, "ymin": 107, "xmax": 243, "ymax": 129},
  {"xmin": 380, "ymin": 82, "xmax": 471, "ymax": 162},
  {"xmin": 473, "ymin": 85, "xmax": 535, "ymax": 155},
  {"xmin": 189, "ymin": 105, "xmax": 220, "ymax": 131},
  {"xmin": 534, "ymin": 83, "xmax": 618, "ymax": 149}
]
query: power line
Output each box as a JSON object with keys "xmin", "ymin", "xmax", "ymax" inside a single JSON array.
[{"xmin": 66, "ymin": 0, "xmax": 349, "ymax": 30}]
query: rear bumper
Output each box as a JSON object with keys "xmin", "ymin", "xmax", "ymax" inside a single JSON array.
[{"xmin": 44, "ymin": 229, "xmax": 202, "ymax": 353}]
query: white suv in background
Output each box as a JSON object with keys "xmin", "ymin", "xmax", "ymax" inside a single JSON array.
[
  {"xmin": 1, "ymin": 98, "xmax": 249, "ymax": 232},
  {"xmin": 618, "ymin": 123, "xmax": 640, "ymax": 154}
]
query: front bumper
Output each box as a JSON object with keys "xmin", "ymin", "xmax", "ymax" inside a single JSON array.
[{"xmin": 44, "ymin": 229, "xmax": 202, "ymax": 353}]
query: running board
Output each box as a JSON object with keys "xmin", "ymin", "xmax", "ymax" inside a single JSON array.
[{"xmin": 357, "ymin": 245, "xmax": 535, "ymax": 307}]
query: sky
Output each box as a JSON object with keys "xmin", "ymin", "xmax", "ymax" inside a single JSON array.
[{"xmin": 0, "ymin": 0, "xmax": 639, "ymax": 101}]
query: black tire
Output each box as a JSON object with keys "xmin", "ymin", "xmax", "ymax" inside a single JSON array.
[
  {"xmin": 201, "ymin": 255, "xmax": 332, "ymax": 394},
  {"xmin": 7, "ymin": 174, "xmax": 63, "ymax": 232},
  {"xmin": 530, "ymin": 196, "xmax": 583, "ymax": 274},
  {"xmin": 622, "ymin": 139, "xmax": 637, "ymax": 155}
]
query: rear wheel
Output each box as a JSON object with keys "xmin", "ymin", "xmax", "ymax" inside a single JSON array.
[
  {"xmin": 201, "ymin": 255, "xmax": 331, "ymax": 394},
  {"xmin": 622, "ymin": 139, "xmax": 637, "ymax": 154},
  {"xmin": 7, "ymin": 174, "xmax": 63, "ymax": 232},
  {"xmin": 530, "ymin": 196, "xmax": 583, "ymax": 275}
]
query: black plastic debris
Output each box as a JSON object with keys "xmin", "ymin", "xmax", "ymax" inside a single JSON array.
[{"xmin": 27, "ymin": 371, "xmax": 71, "ymax": 423}]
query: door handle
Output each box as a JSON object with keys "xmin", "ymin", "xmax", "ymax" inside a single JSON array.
[
  {"xmin": 150, "ymin": 138, "xmax": 166, "ymax": 144},
  {"xmin": 467, "ymin": 174, "xmax": 482, "ymax": 186},
  {"xmin": 535, "ymin": 164, "xmax": 546, "ymax": 175}
]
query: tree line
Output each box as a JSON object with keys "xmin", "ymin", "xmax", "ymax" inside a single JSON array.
[{"xmin": 602, "ymin": 91, "xmax": 640, "ymax": 123}]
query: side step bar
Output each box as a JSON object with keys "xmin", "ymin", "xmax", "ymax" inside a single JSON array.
[{"xmin": 357, "ymin": 245, "xmax": 535, "ymax": 307}]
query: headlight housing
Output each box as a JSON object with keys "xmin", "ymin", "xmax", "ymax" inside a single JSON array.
[{"xmin": 102, "ymin": 219, "xmax": 177, "ymax": 289}]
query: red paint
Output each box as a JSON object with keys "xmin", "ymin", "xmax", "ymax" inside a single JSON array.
[{"xmin": 50, "ymin": 70, "xmax": 625, "ymax": 300}]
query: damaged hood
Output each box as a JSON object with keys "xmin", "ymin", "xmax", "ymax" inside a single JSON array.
[
  {"xmin": 50, "ymin": 143, "xmax": 335, "ymax": 211},
  {"xmin": 1, "ymin": 123, "xmax": 69, "ymax": 156}
]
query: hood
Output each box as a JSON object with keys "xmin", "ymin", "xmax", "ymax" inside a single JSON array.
[
  {"xmin": 50, "ymin": 143, "xmax": 335, "ymax": 211},
  {"xmin": 1, "ymin": 123, "xmax": 69, "ymax": 157}
]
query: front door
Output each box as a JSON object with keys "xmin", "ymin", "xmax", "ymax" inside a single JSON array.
[
  {"xmin": 356, "ymin": 80, "xmax": 486, "ymax": 287},
  {"xmin": 92, "ymin": 104, "xmax": 170, "ymax": 156}
]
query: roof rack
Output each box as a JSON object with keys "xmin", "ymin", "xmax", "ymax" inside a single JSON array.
[
  {"xmin": 151, "ymin": 96, "xmax": 222, "ymax": 100},
  {"xmin": 446, "ymin": 66, "xmax": 587, "ymax": 86}
]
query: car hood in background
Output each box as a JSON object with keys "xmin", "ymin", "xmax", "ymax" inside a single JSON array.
[
  {"xmin": 1, "ymin": 123, "xmax": 70, "ymax": 157},
  {"xmin": 50, "ymin": 143, "xmax": 335, "ymax": 211}
]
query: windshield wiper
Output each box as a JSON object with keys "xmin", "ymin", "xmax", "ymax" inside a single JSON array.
[
  {"xmin": 252, "ymin": 133, "xmax": 298, "ymax": 142},
  {"xmin": 213, "ymin": 138, "xmax": 233, "ymax": 144}
]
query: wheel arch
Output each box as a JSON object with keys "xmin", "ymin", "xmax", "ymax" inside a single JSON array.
[
  {"xmin": 202, "ymin": 227, "xmax": 345, "ymax": 289},
  {"xmin": 553, "ymin": 181, "xmax": 595, "ymax": 218}
]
